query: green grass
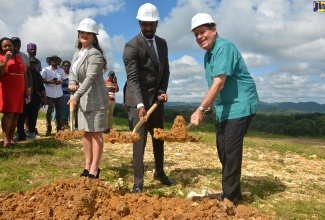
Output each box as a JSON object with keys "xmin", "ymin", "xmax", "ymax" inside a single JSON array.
[{"xmin": 1, "ymin": 115, "xmax": 325, "ymax": 219}]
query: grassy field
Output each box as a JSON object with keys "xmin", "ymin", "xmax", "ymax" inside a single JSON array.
[{"xmin": 0, "ymin": 114, "xmax": 325, "ymax": 219}]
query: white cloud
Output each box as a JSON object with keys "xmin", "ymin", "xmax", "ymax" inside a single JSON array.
[
  {"xmin": 157, "ymin": 0, "xmax": 219, "ymax": 54},
  {"xmin": 167, "ymin": 55, "xmax": 208, "ymax": 102},
  {"xmin": 242, "ymin": 53, "xmax": 271, "ymax": 68},
  {"xmin": 0, "ymin": 0, "xmax": 124, "ymax": 71}
]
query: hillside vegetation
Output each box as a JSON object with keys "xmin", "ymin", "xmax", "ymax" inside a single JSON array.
[{"xmin": 113, "ymin": 103, "xmax": 325, "ymax": 138}]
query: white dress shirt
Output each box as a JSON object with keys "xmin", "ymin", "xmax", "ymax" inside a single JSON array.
[{"xmin": 41, "ymin": 66, "xmax": 65, "ymax": 98}]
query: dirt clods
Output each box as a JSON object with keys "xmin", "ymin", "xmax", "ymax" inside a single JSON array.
[
  {"xmin": 154, "ymin": 115, "xmax": 202, "ymax": 142},
  {"xmin": 0, "ymin": 178, "xmax": 270, "ymax": 220}
]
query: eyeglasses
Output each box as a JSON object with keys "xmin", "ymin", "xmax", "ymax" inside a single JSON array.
[
  {"xmin": 79, "ymin": 31, "xmax": 93, "ymax": 35},
  {"xmin": 140, "ymin": 22, "xmax": 156, "ymax": 28}
]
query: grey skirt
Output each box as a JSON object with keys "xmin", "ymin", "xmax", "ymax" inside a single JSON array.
[{"xmin": 78, "ymin": 108, "xmax": 108, "ymax": 132}]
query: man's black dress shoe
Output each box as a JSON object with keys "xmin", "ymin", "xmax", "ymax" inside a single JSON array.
[
  {"xmin": 154, "ymin": 172, "xmax": 175, "ymax": 186},
  {"xmin": 132, "ymin": 184, "xmax": 143, "ymax": 193},
  {"xmin": 218, "ymin": 192, "xmax": 242, "ymax": 205}
]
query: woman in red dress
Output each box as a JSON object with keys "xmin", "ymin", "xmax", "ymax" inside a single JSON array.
[{"xmin": 0, "ymin": 37, "xmax": 25, "ymax": 148}]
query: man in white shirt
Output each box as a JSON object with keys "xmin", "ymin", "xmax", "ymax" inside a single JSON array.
[{"xmin": 41, "ymin": 54, "xmax": 65, "ymax": 136}]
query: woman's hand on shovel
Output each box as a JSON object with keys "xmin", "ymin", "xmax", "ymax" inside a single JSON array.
[{"xmin": 67, "ymin": 96, "xmax": 77, "ymax": 107}]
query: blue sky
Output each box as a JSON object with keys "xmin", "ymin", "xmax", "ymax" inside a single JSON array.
[{"xmin": 1, "ymin": 0, "xmax": 325, "ymax": 104}]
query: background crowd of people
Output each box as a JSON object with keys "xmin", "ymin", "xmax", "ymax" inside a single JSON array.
[{"xmin": 0, "ymin": 37, "xmax": 118, "ymax": 141}]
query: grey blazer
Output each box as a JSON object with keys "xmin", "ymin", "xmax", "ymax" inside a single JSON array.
[
  {"xmin": 123, "ymin": 33, "xmax": 170, "ymax": 109},
  {"xmin": 69, "ymin": 45, "xmax": 108, "ymax": 112}
]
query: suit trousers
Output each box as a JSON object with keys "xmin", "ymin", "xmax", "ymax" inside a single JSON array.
[
  {"xmin": 215, "ymin": 114, "xmax": 255, "ymax": 204},
  {"xmin": 129, "ymin": 104, "xmax": 165, "ymax": 186}
]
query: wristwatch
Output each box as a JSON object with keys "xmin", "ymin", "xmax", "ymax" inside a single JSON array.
[{"xmin": 198, "ymin": 106, "xmax": 205, "ymax": 113}]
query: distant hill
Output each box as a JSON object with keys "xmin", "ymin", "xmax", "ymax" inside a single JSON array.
[
  {"xmin": 164, "ymin": 102, "xmax": 199, "ymax": 109},
  {"xmin": 164, "ymin": 101, "xmax": 325, "ymax": 113},
  {"xmin": 258, "ymin": 101, "xmax": 325, "ymax": 113}
]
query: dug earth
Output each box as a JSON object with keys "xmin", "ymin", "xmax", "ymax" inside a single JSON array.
[
  {"xmin": 0, "ymin": 178, "xmax": 270, "ymax": 219},
  {"xmin": 0, "ymin": 117, "xmax": 272, "ymax": 219}
]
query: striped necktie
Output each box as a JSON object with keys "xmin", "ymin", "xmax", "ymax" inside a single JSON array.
[{"xmin": 148, "ymin": 39, "xmax": 158, "ymax": 61}]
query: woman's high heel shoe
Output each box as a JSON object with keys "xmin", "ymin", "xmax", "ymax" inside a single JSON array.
[
  {"xmin": 80, "ymin": 169, "xmax": 89, "ymax": 177},
  {"xmin": 95, "ymin": 168, "xmax": 100, "ymax": 179},
  {"xmin": 88, "ymin": 168, "xmax": 100, "ymax": 179}
]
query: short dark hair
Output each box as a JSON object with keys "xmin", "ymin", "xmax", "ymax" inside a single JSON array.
[
  {"xmin": 61, "ymin": 60, "xmax": 71, "ymax": 66},
  {"xmin": 11, "ymin": 37, "xmax": 21, "ymax": 43},
  {"xmin": 108, "ymin": 71, "xmax": 115, "ymax": 78},
  {"xmin": 203, "ymin": 23, "xmax": 216, "ymax": 30},
  {"xmin": 138, "ymin": 20, "xmax": 158, "ymax": 27}
]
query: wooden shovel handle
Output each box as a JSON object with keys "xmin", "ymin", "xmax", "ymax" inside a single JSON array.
[
  {"xmin": 132, "ymin": 102, "xmax": 160, "ymax": 133},
  {"xmin": 69, "ymin": 94, "xmax": 75, "ymax": 131}
]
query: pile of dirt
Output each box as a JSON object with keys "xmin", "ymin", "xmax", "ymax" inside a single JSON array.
[
  {"xmin": 154, "ymin": 115, "xmax": 202, "ymax": 142},
  {"xmin": 0, "ymin": 178, "xmax": 270, "ymax": 219},
  {"xmin": 55, "ymin": 130, "xmax": 85, "ymax": 140},
  {"xmin": 103, "ymin": 129, "xmax": 141, "ymax": 143}
]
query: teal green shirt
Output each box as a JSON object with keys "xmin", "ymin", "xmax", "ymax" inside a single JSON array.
[{"xmin": 204, "ymin": 37, "xmax": 259, "ymax": 122}]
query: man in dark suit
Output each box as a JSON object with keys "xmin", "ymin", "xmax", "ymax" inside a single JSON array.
[{"xmin": 123, "ymin": 3, "xmax": 174, "ymax": 193}]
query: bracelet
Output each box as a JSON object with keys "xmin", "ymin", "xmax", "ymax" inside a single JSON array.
[{"xmin": 198, "ymin": 106, "xmax": 206, "ymax": 113}]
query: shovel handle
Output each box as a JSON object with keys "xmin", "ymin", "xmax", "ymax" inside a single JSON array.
[
  {"xmin": 146, "ymin": 102, "xmax": 159, "ymax": 116},
  {"xmin": 187, "ymin": 123, "xmax": 194, "ymax": 131},
  {"xmin": 69, "ymin": 94, "xmax": 75, "ymax": 131},
  {"xmin": 132, "ymin": 102, "xmax": 160, "ymax": 133}
]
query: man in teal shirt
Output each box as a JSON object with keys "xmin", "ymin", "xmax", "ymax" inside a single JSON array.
[{"xmin": 190, "ymin": 13, "xmax": 259, "ymax": 205}]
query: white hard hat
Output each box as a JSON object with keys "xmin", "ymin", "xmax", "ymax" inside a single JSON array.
[
  {"xmin": 77, "ymin": 18, "xmax": 99, "ymax": 35},
  {"xmin": 191, "ymin": 13, "xmax": 216, "ymax": 31},
  {"xmin": 136, "ymin": 3, "xmax": 160, "ymax": 21}
]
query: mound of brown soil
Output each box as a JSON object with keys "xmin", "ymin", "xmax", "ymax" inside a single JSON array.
[
  {"xmin": 0, "ymin": 178, "xmax": 269, "ymax": 219},
  {"xmin": 103, "ymin": 130, "xmax": 141, "ymax": 143},
  {"xmin": 154, "ymin": 116, "xmax": 202, "ymax": 142}
]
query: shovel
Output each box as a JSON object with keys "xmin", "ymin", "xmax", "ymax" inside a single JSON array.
[
  {"xmin": 55, "ymin": 94, "xmax": 85, "ymax": 140},
  {"xmin": 102, "ymin": 101, "xmax": 161, "ymax": 144},
  {"xmin": 187, "ymin": 108, "xmax": 213, "ymax": 131},
  {"xmin": 132, "ymin": 101, "xmax": 161, "ymax": 133},
  {"xmin": 69, "ymin": 94, "xmax": 75, "ymax": 131}
]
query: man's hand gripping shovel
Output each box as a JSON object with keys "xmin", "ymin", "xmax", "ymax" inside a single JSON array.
[
  {"xmin": 187, "ymin": 108, "xmax": 213, "ymax": 131},
  {"xmin": 132, "ymin": 100, "xmax": 163, "ymax": 133}
]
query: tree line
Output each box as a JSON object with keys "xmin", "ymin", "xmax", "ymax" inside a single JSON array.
[{"xmin": 113, "ymin": 103, "xmax": 325, "ymax": 138}]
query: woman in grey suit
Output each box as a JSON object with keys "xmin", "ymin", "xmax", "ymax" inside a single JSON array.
[{"xmin": 68, "ymin": 18, "xmax": 109, "ymax": 179}]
